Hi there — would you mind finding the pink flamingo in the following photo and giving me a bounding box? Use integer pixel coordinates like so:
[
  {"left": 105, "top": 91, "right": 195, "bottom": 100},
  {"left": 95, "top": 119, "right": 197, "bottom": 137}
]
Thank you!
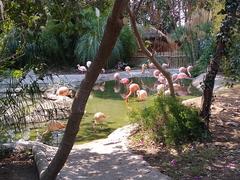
[
  {"left": 172, "top": 73, "right": 178, "bottom": 81},
  {"left": 176, "top": 72, "right": 190, "bottom": 81},
  {"left": 77, "top": 64, "right": 87, "bottom": 73},
  {"left": 43, "top": 120, "right": 66, "bottom": 136},
  {"left": 125, "top": 66, "right": 131, "bottom": 73},
  {"left": 93, "top": 112, "right": 107, "bottom": 130},
  {"left": 93, "top": 112, "right": 106, "bottom": 124},
  {"left": 157, "top": 75, "right": 167, "bottom": 84},
  {"left": 120, "top": 78, "right": 130, "bottom": 85},
  {"left": 156, "top": 84, "right": 166, "bottom": 94},
  {"left": 148, "top": 62, "right": 155, "bottom": 69},
  {"left": 56, "top": 86, "right": 71, "bottom": 97},
  {"left": 178, "top": 66, "right": 193, "bottom": 77},
  {"left": 178, "top": 66, "right": 187, "bottom": 73},
  {"left": 153, "top": 70, "right": 160, "bottom": 78},
  {"left": 101, "top": 68, "right": 105, "bottom": 74},
  {"left": 136, "top": 89, "right": 148, "bottom": 101},
  {"left": 141, "top": 63, "right": 147, "bottom": 74},
  {"left": 186, "top": 65, "right": 193, "bottom": 77},
  {"left": 114, "top": 72, "right": 120, "bottom": 81},
  {"left": 86, "top": 61, "right": 92, "bottom": 68},
  {"left": 162, "top": 63, "right": 169, "bottom": 69},
  {"left": 125, "top": 83, "right": 140, "bottom": 102}
]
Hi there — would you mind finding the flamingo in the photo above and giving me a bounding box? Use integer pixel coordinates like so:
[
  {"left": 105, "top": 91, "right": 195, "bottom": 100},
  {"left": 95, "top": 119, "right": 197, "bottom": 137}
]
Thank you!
[
  {"left": 56, "top": 86, "right": 72, "bottom": 97},
  {"left": 120, "top": 78, "right": 130, "bottom": 85},
  {"left": 176, "top": 72, "right": 190, "bottom": 80},
  {"left": 125, "top": 66, "right": 131, "bottom": 74},
  {"left": 173, "top": 83, "right": 182, "bottom": 91},
  {"left": 114, "top": 72, "right": 120, "bottom": 81},
  {"left": 93, "top": 82, "right": 105, "bottom": 91},
  {"left": 178, "top": 65, "right": 193, "bottom": 77},
  {"left": 136, "top": 89, "right": 148, "bottom": 101},
  {"left": 141, "top": 63, "right": 147, "bottom": 74},
  {"left": 148, "top": 62, "right": 155, "bottom": 69},
  {"left": 162, "top": 63, "right": 169, "bottom": 69},
  {"left": 186, "top": 65, "right": 193, "bottom": 77},
  {"left": 77, "top": 64, "right": 87, "bottom": 73},
  {"left": 101, "top": 68, "right": 105, "bottom": 74},
  {"left": 156, "top": 84, "right": 165, "bottom": 94},
  {"left": 125, "top": 83, "right": 140, "bottom": 102},
  {"left": 153, "top": 70, "right": 160, "bottom": 78},
  {"left": 93, "top": 112, "right": 107, "bottom": 130},
  {"left": 178, "top": 66, "right": 187, "bottom": 73},
  {"left": 164, "top": 89, "right": 171, "bottom": 96},
  {"left": 43, "top": 120, "right": 66, "bottom": 136},
  {"left": 86, "top": 61, "right": 92, "bottom": 68},
  {"left": 157, "top": 75, "right": 167, "bottom": 84},
  {"left": 93, "top": 112, "right": 106, "bottom": 124},
  {"left": 172, "top": 73, "right": 178, "bottom": 81}
]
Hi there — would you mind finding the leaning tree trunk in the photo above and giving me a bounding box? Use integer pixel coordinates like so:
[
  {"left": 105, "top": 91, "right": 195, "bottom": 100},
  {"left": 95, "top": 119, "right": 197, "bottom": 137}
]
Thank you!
[
  {"left": 128, "top": 7, "right": 175, "bottom": 97},
  {"left": 40, "top": 0, "right": 129, "bottom": 179},
  {"left": 200, "top": 0, "right": 239, "bottom": 127}
]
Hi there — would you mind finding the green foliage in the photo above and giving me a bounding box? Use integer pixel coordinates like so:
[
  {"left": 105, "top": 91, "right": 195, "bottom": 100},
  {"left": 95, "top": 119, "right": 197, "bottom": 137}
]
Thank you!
[
  {"left": 11, "top": 69, "right": 23, "bottom": 78},
  {"left": 155, "top": 0, "right": 176, "bottom": 32},
  {"left": 172, "top": 22, "right": 215, "bottom": 77},
  {"left": 222, "top": 13, "right": 240, "bottom": 81},
  {"left": 129, "top": 95, "right": 208, "bottom": 145},
  {"left": 119, "top": 25, "right": 138, "bottom": 60},
  {"left": 74, "top": 9, "right": 137, "bottom": 68}
]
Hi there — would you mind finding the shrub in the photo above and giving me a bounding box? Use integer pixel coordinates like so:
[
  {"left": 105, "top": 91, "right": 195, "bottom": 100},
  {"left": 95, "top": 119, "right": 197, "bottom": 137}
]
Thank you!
[{"left": 129, "top": 95, "right": 209, "bottom": 145}]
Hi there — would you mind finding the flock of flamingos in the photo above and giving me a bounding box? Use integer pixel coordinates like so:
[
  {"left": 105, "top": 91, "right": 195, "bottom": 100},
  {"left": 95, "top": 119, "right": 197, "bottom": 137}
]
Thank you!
[{"left": 44, "top": 61, "right": 193, "bottom": 134}]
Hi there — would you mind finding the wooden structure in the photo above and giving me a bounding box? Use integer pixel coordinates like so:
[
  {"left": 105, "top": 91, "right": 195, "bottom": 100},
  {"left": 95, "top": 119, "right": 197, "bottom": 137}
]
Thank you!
[
  {"left": 129, "top": 50, "right": 190, "bottom": 68},
  {"left": 129, "top": 26, "right": 191, "bottom": 68}
]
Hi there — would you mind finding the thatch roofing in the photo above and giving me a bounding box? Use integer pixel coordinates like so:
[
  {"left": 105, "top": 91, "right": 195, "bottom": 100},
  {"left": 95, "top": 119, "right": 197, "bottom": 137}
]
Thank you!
[{"left": 142, "top": 26, "right": 169, "bottom": 41}]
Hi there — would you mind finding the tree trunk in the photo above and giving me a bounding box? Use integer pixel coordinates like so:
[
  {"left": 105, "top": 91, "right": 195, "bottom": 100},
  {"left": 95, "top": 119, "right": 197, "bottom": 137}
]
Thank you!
[
  {"left": 40, "top": 0, "right": 129, "bottom": 179},
  {"left": 200, "top": 0, "right": 239, "bottom": 127},
  {"left": 128, "top": 7, "right": 175, "bottom": 97},
  {"left": 200, "top": 43, "right": 224, "bottom": 126}
]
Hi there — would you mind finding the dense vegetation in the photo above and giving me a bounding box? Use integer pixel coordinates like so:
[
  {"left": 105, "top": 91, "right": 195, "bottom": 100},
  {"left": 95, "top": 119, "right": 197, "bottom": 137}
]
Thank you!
[
  {"left": 130, "top": 95, "right": 209, "bottom": 146},
  {"left": 0, "top": 0, "right": 137, "bottom": 73}
]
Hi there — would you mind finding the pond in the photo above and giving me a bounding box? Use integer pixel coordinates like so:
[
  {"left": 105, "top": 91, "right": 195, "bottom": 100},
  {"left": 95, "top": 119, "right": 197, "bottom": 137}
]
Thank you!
[{"left": 2, "top": 77, "right": 201, "bottom": 146}]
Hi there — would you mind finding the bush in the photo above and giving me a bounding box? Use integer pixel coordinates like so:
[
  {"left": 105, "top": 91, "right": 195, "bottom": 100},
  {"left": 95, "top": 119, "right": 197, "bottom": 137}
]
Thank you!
[{"left": 129, "top": 95, "right": 209, "bottom": 145}]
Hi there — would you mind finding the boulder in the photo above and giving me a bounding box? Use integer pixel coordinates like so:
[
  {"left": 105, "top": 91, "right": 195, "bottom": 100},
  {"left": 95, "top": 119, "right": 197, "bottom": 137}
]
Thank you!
[
  {"left": 182, "top": 97, "right": 202, "bottom": 109},
  {"left": 192, "top": 73, "right": 228, "bottom": 92}
]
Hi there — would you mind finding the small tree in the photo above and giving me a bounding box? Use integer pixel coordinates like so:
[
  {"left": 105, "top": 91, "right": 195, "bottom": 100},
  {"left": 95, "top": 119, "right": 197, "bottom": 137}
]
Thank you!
[{"left": 200, "top": 0, "right": 239, "bottom": 126}]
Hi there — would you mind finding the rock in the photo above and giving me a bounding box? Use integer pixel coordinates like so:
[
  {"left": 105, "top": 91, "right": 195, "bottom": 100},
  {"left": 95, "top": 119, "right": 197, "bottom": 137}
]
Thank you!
[
  {"left": 192, "top": 73, "right": 228, "bottom": 92},
  {"left": 182, "top": 97, "right": 202, "bottom": 109}
]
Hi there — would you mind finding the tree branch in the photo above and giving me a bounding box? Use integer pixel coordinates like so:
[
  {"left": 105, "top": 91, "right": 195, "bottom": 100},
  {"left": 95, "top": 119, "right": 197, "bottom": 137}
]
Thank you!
[{"left": 127, "top": 6, "right": 175, "bottom": 97}]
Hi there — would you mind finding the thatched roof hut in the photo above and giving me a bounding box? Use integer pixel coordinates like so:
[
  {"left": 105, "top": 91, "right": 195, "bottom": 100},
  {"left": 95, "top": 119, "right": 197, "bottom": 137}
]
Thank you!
[{"left": 142, "top": 26, "right": 181, "bottom": 52}]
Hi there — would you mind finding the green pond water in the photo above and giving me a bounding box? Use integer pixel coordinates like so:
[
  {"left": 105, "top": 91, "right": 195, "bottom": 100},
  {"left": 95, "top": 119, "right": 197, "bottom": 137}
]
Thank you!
[{"left": 4, "top": 77, "right": 201, "bottom": 146}]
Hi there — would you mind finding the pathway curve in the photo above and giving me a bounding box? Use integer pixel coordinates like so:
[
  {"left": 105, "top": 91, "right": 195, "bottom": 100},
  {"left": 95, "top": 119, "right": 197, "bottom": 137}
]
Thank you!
[{"left": 33, "top": 124, "right": 170, "bottom": 180}]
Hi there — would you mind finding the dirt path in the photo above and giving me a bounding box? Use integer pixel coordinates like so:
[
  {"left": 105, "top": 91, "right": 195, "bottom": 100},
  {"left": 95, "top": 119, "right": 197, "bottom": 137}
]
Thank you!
[{"left": 129, "top": 85, "right": 240, "bottom": 179}]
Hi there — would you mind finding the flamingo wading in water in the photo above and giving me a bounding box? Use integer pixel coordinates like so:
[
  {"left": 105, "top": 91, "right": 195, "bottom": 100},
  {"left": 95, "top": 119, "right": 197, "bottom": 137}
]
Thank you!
[{"left": 125, "top": 83, "right": 140, "bottom": 102}]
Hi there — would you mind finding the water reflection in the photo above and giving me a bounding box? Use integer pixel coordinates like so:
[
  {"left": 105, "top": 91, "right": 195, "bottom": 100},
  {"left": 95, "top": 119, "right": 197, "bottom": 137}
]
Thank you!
[
  {"left": 92, "top": 77, "right": 200, "bottom": 99},
  {"left": 93, "top": 82, "right": 105, "bottom": 92}
]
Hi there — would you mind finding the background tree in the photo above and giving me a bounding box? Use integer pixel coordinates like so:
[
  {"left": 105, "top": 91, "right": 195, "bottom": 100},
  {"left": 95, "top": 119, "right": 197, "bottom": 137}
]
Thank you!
[
  {"left": 40, "top": 0, "right": 129, "bottom": 179},
  {"left": 200, "top": 0, "right": 239, "bottom": 126}
]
